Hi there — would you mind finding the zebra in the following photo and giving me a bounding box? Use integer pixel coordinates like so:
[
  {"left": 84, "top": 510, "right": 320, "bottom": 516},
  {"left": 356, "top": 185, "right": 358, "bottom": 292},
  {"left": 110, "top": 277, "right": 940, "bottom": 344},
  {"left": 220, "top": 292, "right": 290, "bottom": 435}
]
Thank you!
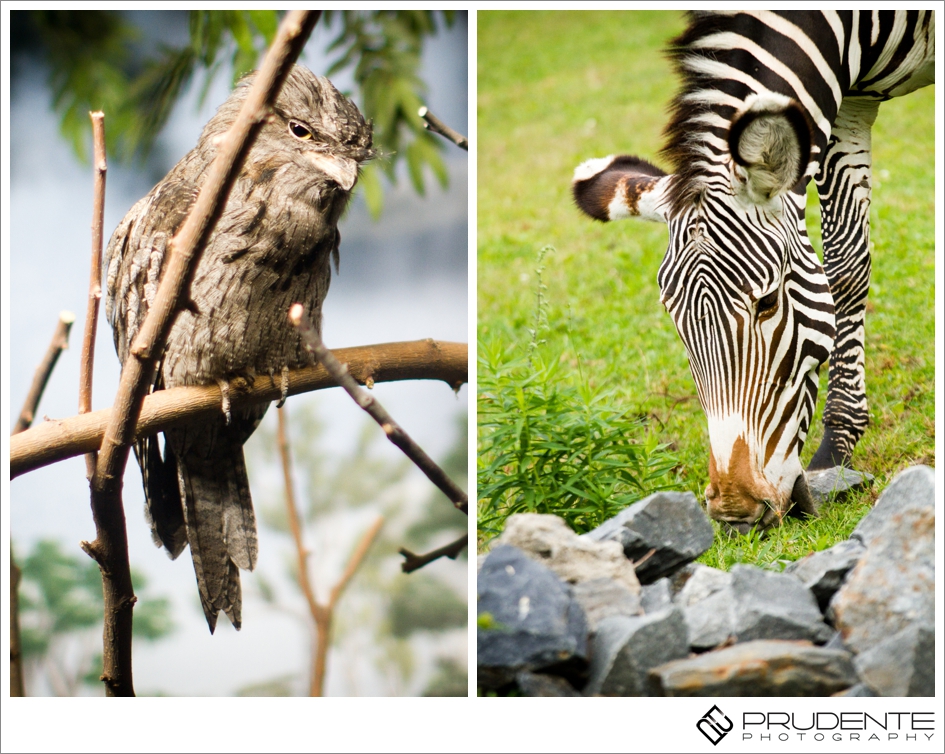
[{"left": 571, "top": 11, "right": 934, "bottom": 533}]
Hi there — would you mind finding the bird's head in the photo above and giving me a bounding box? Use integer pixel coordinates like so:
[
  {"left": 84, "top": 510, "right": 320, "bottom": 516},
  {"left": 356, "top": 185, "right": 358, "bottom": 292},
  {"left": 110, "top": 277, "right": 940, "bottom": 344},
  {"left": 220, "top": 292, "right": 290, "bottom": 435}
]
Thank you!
[{"left": 205, "top": 65, "right": 376, "bottom": 193}]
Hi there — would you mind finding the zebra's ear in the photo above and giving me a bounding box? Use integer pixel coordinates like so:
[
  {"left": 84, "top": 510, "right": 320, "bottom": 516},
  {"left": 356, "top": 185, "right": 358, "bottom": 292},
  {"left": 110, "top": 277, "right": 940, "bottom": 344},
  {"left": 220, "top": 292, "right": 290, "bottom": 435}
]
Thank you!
[
  {"left": 572, "top": 155, "right": 670, "bottom": 223},
  {"left": 728, "top": 93, "right": 813, "bottom": 205}
]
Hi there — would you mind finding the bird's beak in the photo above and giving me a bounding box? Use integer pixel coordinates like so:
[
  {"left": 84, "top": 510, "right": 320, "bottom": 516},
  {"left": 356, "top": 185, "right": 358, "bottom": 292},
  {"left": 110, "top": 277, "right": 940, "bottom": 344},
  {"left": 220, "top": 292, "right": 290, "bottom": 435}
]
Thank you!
[{"left": 306, "top": 152, "right": 359, "bottom": 191}]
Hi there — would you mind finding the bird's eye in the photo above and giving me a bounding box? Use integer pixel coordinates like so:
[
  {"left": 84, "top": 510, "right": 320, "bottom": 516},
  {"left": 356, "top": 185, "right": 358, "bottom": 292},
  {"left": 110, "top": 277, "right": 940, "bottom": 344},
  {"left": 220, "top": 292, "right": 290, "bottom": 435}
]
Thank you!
[
  {"left": 288, "top": 120, "right": 313, "bottom": 140},
  {"left": 757, "top": 290, "right": 779, "bottom": 315}
]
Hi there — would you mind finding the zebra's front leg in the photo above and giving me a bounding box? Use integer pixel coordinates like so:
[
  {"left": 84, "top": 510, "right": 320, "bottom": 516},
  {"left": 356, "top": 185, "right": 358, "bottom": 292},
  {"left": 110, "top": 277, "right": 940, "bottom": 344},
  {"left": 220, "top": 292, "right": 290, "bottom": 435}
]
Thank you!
[{"left": 808, "top": 99, "right": 880, "bottom": 471}]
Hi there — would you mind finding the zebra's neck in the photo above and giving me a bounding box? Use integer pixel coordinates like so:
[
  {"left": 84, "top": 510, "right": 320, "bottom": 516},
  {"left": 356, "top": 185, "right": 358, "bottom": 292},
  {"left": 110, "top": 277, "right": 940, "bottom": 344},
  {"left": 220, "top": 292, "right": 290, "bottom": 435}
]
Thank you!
[{"left": 659, "top": 10, "right": 934, "bottom": 216}]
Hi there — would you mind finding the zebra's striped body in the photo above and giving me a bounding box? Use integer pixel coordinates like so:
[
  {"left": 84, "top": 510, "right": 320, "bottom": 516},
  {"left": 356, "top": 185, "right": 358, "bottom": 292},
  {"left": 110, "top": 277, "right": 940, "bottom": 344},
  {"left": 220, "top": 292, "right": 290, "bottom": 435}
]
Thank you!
[{"left": 572, "top": 11, "right": 934, "bottom": 531}]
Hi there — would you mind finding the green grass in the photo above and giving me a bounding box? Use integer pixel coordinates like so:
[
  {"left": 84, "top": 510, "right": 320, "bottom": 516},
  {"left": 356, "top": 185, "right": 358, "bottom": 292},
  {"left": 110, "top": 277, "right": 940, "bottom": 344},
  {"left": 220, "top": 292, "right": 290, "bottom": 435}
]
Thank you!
[{"left": 477, "top": 11, "right": 935, "bottom": 566}]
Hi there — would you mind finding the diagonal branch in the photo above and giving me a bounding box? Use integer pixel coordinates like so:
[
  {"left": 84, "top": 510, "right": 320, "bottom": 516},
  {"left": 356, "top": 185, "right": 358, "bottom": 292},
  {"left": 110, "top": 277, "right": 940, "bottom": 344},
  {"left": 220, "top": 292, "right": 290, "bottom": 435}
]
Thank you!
[
  {"left": 290, "top": 305, "right": 468, "bottom": 517},
  {"left": 12, "top": 313, "right": 74, "bottom": 435},
  {"left": 418, "top": 106, "right": 468, "bottom": 151},
  {"left": 11, "top": 310, "right": 80, "bottom": 696},
  {"left": 83, "top": 10, "right": 323, "bottom": 698},
  {"left": 399, "top": 534, "right": 468, "bottom": 574},
  {"left": 10, "top": 311, "right": 78, "bottom": 696}
]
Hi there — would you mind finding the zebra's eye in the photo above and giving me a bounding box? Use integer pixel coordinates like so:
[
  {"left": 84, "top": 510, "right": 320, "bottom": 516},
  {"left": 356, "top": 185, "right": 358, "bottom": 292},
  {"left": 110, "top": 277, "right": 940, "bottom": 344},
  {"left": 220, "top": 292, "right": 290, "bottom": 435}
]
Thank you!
[
  {"left": 757, "top": 290, "right": 779, "bottom": 315},
  {"left": 288, "top": 120, "right": 313, "bottom": 140}
]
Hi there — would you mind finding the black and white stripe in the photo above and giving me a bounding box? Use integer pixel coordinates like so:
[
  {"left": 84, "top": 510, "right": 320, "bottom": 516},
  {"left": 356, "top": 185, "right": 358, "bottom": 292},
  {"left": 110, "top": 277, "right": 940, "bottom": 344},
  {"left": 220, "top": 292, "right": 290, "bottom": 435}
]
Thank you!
[{"left": 572, "top": 11, "right": 934, "bottom": 530}]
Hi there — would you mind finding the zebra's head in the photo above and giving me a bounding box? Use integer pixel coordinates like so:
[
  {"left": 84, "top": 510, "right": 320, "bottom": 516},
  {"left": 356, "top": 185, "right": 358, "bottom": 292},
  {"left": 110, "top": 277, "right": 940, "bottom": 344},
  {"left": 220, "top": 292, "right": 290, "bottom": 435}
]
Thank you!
[{"left": 573, "top": 94, "right": 836, "bottom": 532}]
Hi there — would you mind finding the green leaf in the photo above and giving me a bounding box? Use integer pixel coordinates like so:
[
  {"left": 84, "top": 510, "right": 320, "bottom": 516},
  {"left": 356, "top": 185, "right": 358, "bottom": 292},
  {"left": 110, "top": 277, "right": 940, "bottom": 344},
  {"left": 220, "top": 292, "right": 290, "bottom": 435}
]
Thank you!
[{"left": 358, "top": 162, "right": 384, "bottom": 219}]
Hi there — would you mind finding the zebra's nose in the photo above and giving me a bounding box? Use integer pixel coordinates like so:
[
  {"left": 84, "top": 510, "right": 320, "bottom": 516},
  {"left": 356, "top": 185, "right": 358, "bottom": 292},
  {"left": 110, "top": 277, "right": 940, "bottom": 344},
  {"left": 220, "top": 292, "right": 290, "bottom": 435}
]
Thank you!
[{"left": 705, "top": 481, "right": 769, "bottom": 531}]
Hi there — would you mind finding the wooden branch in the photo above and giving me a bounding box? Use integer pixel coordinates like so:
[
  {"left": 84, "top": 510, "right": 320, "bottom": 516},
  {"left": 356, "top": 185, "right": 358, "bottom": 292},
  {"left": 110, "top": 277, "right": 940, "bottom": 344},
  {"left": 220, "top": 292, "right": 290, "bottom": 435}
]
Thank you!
[
  {"left": 291, "top": 306, "right": 469, "bottom": 516},
  {"left": 83, "top": 10, "right": 322, "bottom": 698},
  {"left": 80, "top": 111, "right": 107, "bottom": 479},
  {"left": 399, "top": 534, "right": 468, "bottom": 574},
  {"left": 10, "top": 554, "right": 25, "bottom": 697},
  {"left": 312, "top": 516, "right": 384, "bottom": 697},
  {"left": 278, "top": 404, "right": 385, "bottom": 696},
  {"left": 11, "top": 339, "right": 466, "bottom": 479},
  {"left": 276, "top": 407, "right": 320, "bottom": 694},
  {"left": 12, "top": 312, "right": 74, "bottom": 435},
  {"left": 418, "top": 106, "right": 468, "bottom": 151},
  {"left": 12, "top": 311, "right": 79, "bottom": 696}
]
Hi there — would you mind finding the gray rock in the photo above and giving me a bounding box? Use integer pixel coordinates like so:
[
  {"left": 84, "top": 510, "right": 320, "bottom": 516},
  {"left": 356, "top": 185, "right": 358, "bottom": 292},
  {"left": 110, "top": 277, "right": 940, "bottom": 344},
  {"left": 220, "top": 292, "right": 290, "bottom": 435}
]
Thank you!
[
  {"left": 852, "top": 623, "right": 934, "bottom": 697},
  {"left": 677, "top": 564, "right": 731, "bottom": 604},
  {"left": 649, "top": 640, "right": 857, "bottom": 696},
  {"left": 477, "top": 545, "right": 588, "bottom": 689},
  {"left": 514, "top": 671, "right": 581, "bottom": 697},
  {"left": 830, "top": 506, "right": 934, "bottom": 654},
  {"left": 571, "top": 578, "right": 642, "bottom": 632},
  {"left": 784, "top": 539, "right": 865, "bottom": 612},
  {"left": 676, "top": 565, "right": 735, "bottom": 650},
  {"left": 497, "top": 513, "right": 641, "bottom": 594},
  {"left": 850, "top": 465, "right": 934, "bottom": 547},
  {"left": 583, "top": 608, "right": 689, "bottom": 696},
  {"left": 583, "top": 492, "right": 714, "bottom": 584},
  {"left": 731, "top": 564, "right": 834, "bottom": 644},
  {"left": 640, "top": 578, "right": 673, "bottom": 614},
  {"left": 807, "top": 467, "right": 874, "bottom": 505}
]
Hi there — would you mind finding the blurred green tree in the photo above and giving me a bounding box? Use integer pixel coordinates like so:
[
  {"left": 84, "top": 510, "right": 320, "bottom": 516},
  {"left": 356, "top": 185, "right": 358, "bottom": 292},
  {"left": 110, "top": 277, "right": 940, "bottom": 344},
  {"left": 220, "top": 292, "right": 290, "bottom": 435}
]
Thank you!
[
  {"left": 9, "top": 9, "right": 460, "bottom": 216},
  {"left": 16, "top": 539, "right": 173, "bottom": 696}
]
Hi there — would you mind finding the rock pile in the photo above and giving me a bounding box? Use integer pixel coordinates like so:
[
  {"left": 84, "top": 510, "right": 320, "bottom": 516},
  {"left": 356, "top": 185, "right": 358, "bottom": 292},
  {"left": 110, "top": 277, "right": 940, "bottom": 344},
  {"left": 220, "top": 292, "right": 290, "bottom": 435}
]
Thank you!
[{"left": 477, "top": 465, "right": 934, "bottom": 696}]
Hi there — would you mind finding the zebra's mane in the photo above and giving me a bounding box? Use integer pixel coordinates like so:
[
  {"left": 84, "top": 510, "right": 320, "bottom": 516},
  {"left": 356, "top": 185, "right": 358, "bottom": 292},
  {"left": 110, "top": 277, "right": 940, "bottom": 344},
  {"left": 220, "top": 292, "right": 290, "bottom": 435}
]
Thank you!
[{"left": 659, "top": 12, "right": 752, "bottom": 216}]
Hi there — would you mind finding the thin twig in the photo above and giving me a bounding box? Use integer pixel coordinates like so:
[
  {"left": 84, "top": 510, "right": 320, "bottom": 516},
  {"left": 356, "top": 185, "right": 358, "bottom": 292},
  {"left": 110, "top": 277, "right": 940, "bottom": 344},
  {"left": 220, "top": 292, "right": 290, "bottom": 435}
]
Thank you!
[
  {"left": 290, "top": 304, "right": 469, "bottom": 516},
  {"left": 12, "top": 312, "right": 74, "bottom": 435},
  {"left": 276, "top": 407, "right": 320, "bottom": 693},
  {"left": 12, "top": 340, "right": 467, "bottom": 479},
  {"left": 11, "top": 312, "right": 77, "bottom": 696},
  {"left": 313, "top": 516, "right": 384, "bottom": 697},
  {"left": 84, "top": 10, "right": 322, "bottom": 698},
  {"left": 277, "top": 405, "right": 384, "bottom": 696},
  {"left": 10, "top": 553, "right": 25, "bottom": 697},
  {"left": 399, "top": 534, "right": 468, "bottom": 574},
  {"left": 80, "top": 111, "right": 107, "bottom": 479},
  {"left": 418, "top": 106, "right": 468, "bottom": 150}
]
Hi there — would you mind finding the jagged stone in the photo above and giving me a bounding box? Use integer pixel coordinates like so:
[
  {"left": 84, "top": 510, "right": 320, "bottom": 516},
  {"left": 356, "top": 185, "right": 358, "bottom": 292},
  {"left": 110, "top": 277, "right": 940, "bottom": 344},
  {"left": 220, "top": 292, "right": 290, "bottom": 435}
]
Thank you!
[
  {"left": 807, "top": 467, "right": 874, "bottom": 505},
  {"left": 784, "top": 539, "right": 865, "bottom": 612},
  {"left": 496, "top": 513, "right": 640, "bottom": 594},
  {"left": 830, "top": 506, "right": 934, "bottom": 654},
  {"left": 676, "top": 565, "right": 735, "bottom": 650},
  {"left": 640, "top": 577, "right": 673, "bottom": 614},
  {"left": 852, "top": 623, "right": 934, "bottom": 697},
  {"left": 477, "top": 545, "right": 588, "bottom": 689},
  {"left": 583, "top": 608, "right": 689, "bottom": 696},
  {"left": 583, "top": 492, "right": 714, "bottom": 584},
  {"left": 571, "top": 578, "right": 642, "bottom": 632},
  {"left": 850, "top": 465, "right": 935, "bottom": 547},
  {"left": 514, "top": 671, "right": 581, "bottom": 697},
  {"left": 731, "top": 564, "right": 833, "bottom": 644},
  {"left": 649, "top": 640, "right": 856, "bottom": 696}
]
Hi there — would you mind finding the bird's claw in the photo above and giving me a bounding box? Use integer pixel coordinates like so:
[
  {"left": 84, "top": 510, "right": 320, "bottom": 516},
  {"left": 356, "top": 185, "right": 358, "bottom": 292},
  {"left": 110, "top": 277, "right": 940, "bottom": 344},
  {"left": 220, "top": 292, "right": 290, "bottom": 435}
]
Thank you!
[
  {"left": 276, "top": 365, "right": 290, "bottom": 408},
  {"left": 216, "top": 378, "right": 232, "bottom": 425}
]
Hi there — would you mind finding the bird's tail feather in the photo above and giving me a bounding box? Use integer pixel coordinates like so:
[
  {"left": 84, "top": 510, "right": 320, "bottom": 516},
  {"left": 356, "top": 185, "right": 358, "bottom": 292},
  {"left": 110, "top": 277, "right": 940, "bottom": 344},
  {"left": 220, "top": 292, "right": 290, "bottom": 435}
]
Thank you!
[
  {"left": 169, "top": 422, "right": 258, "bottom": 633},
  {"left": 138, "top": 435, "right": 187, "bottom": 558}
]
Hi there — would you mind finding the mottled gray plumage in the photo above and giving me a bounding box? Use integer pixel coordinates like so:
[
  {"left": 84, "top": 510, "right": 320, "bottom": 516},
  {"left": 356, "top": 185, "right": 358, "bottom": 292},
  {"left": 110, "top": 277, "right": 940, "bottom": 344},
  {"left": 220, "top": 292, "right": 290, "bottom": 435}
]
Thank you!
[{"left": 104, "top": 66, "right": 374, "bottom": 632}]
